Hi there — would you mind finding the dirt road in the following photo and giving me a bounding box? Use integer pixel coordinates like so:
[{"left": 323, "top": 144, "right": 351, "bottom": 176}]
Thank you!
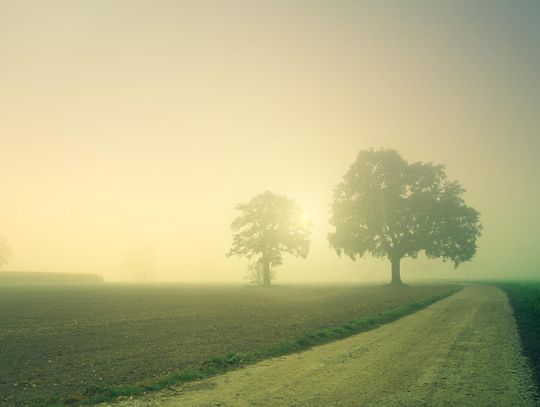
[{"left": 109, "top": 286, "right": 537, "bottom": 406}]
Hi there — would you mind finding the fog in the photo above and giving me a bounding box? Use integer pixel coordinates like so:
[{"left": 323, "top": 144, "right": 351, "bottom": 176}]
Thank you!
[{"left": 1, "top": 0, "right": 539, "bottom": 283}]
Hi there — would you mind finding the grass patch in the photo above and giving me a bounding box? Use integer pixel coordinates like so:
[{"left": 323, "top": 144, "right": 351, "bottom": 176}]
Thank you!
[
  {"left": 64, "top": 287, "right": 460, "bottom": 405},
  {"left": 497, "top": 282, "right": 540, "bottom": 392}
]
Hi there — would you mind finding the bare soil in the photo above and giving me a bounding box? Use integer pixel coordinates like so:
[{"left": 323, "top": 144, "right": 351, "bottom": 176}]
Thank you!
[{"left": 107, "top": 286, "right": 537, "bottom": 407}]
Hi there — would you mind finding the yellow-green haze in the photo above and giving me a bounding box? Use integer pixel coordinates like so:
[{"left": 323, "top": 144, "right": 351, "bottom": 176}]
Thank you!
[{"left": 1, "top": 0, "right": 539, "bottom": 282}]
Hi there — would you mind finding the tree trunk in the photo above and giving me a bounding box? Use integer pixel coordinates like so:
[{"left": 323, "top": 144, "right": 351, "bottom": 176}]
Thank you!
[
  {"left": 391, "top": 257, "right": 403, "bottom": 286},
  {"left": 262, "top": 255, "right": 271, "bottom": 287}
]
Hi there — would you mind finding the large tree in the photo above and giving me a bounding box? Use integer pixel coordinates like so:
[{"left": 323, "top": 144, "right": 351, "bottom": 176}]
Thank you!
[
  {"left": 328, "top": 149, "right": 482, "bottom": 285},
  {"left": 227, "top": 191, "right": 311, "bottom": 286}
]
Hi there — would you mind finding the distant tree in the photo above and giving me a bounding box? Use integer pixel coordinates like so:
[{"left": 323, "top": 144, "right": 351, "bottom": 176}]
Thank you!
[
  {"left": 227, "top": 191, "right": 311, "bottom": 286},
  {"left": 124, "top": 247, "right": 155, "bottom": 281},
  {"left": 328, "top": 149, "right": 482, "bottom": 285},
  {"left": 0, "top": 237, "right": 11, "bottom": 269}
]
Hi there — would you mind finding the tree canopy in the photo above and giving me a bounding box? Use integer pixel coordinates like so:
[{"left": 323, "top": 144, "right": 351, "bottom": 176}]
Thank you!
[
  {"left": 227, "top": 191, "right": 311, "bottom": 286},
  {"left": 328, "top": 149, "right": 482, "bottom": 285}
]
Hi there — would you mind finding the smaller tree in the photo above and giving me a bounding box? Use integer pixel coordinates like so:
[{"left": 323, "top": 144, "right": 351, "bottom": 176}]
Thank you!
[
  {"left": 0, "top": 237, "right": 11, "bottom": 269},
  {"left": 227, "top": 191, "right": 311, "bottom": 286}
]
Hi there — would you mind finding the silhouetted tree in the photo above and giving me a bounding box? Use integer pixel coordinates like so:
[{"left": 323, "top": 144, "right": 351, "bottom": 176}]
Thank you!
[
  {"left": 0, "top": 237, "right": 11, "bottom": 269},
  {"left": 329, "top": 149, "right": 482, "bottom": 285},
  {"left": 227, "top": 191, "right": 311, "bottom": 286}
]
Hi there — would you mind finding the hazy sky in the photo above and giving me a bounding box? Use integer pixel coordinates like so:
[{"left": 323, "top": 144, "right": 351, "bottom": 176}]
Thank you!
[{"left": 1, "top": 0, "right": 539, "bottom": 282}]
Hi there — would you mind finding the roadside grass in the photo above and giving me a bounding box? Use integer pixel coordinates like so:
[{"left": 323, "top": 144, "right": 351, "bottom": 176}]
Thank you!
[
  {"left": 498, "top": 282, "right": 540, "bottom": 392},
  {"left": 0, "top": 284, "right": 460, "bottom": 406},
  {"left": 62, "top": 287, "right": 458, "bottom": 405}
]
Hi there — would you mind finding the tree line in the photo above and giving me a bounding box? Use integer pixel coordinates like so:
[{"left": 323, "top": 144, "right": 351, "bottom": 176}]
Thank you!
[
  {"left": 0, "top": 149, "right": 483, "bottom": 286},
  {"left": 227, "top": 149, "right": 482, "bottom": 286}
]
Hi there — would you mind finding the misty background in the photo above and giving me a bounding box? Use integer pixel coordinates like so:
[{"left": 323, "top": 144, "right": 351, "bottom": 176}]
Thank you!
[{"left": 1, "top": 0, "right": 538, "bottom": 283}]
